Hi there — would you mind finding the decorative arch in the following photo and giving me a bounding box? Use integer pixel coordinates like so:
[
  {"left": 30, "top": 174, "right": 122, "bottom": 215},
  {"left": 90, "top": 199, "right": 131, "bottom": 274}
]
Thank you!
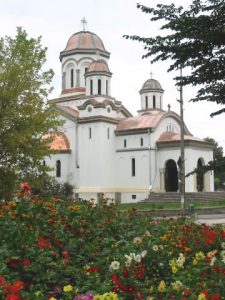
[
  {"left": 197, "top": 158, "right": 205, "bottom": 192},
  {"left": 165, "top": 159, "right": 178, "bottom": 192}
]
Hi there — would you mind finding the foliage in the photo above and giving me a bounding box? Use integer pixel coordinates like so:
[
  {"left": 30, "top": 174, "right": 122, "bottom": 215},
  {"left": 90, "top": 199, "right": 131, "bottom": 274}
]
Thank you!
[
  {"left": 124, "top": 0, "right": 225, "bottom": 116},
  {"left": 0, "top": 185, "right": 225, "bottom": 299},
  {"left": 0, "top": 27, "right": 61, "bottom": 197}
]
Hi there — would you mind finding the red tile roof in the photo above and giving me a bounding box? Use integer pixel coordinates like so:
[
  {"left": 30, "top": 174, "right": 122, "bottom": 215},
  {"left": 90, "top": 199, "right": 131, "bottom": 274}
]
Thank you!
[
  {"left": 44, "top": 132, "right": 70, "bottom": 151},
  {"left": 157, "top": 131, "right": 204, "bottom": 143}
]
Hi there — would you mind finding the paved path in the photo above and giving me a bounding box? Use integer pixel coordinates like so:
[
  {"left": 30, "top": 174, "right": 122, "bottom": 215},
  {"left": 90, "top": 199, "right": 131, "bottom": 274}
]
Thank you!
[{"left": 195, "top": 214, "right": 225, "bottom": 225}]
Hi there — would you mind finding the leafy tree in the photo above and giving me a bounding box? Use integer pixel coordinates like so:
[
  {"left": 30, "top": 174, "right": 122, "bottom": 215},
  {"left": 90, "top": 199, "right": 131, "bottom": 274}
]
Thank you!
[
  {"left": 0, "top": 27, "right": 61, "bottom": 197},
  {"left": 124, "top": 0, "right": 225, "bottom": 116}
]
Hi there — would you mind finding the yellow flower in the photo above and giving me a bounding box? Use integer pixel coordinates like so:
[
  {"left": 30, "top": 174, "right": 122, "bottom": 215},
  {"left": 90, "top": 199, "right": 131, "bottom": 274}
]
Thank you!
[
  {"left": 171, "top": 280, "right": 183, "bottom": 291},
  {"left": 207, "top": 250, "right": 217, "bottom": 257},
  {"left": 195, "top": 251, "right": 205, "bottom": 260},
  {"left": 198, "top": 293, "right": 207, "bottom": 300},
  {"left": 103, "top": 292, "right": 119, "bottom": 300},
  {"left": 193, "top": 258, "right": 198, "bottom": 265},
  {"left": 49, "top": 298, "right": 57, "bottom": 300},
  {"left": 158, "top": 280, "right": 166, "bottom": 292},
  {"left": 147, "top": 297, "right": 154, "bottom": 300},
  {"left": 149, "top": 286, "right": 154, "bottom": 293},
  {"left": 35, "top": 291, "right": 43, "bottom": 297},
  {"left": 94, "top": 295, "right": 103, "bottom": 300},
  {"left": 63, "top": 284, "right": 73, "bottom": 292}
]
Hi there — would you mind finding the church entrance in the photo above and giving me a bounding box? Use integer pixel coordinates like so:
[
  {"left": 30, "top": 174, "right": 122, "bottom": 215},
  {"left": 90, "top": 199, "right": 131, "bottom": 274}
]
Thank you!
[
  {"left": 197, "top": 158, "right": 204, "bottom": 191},
  {"left": 165, "top": 159, "right": 178, "bottom": 192}
]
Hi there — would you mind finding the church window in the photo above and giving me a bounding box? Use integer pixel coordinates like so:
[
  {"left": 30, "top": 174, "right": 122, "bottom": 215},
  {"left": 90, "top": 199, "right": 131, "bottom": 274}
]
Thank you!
[
  {"left": 140, "top": 137, "right": 144, "bottom": 146},
  {"left": 106, "top": 80, "right": 108, "bottom": 95},
  {"left": 87, "top": 106, "right": 92, "bottom": 112},
  {"left": 131, "top": 158, "right": 136, "bottom": 176},
  {"left": 56, "top": 160, "right": 61, "bottom": 178},
  {"left": 145, "top": 96, "right": 148, "bottom": 109},
  {"left": 98, "top": 79, "right": 101, "bottom": 95},
  {"left": 107, "top": 107, "right": 111, "bottom": 113},
  {"left": 107, "top": 128, "right": 110, "bottom": 139},
  {"left": 153, "top": 95, "right": 156, "bottom": 108},
  {"left": 43, "top": 160, "right": 46, "bottom": 166},
  {"left": 70, "top": 69, "right": 74, "bottom": 88},
  {"left": 89, "top": 127, "right": 92, "bottom": 139},
  {"left": 124, "top": 139, "right": 127, "bottom": 148},
  {"left": 132, "top": 194, "right": 136, "bottom": 199},
  {"left": 90, "top": 80, "right": 93, "bottom": 95}
]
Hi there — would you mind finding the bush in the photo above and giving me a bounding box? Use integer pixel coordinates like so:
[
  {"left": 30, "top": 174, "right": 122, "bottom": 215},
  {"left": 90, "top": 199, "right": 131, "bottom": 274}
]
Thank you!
[{"left": 0, "top": 185, "right": 225, "bottom": 299}]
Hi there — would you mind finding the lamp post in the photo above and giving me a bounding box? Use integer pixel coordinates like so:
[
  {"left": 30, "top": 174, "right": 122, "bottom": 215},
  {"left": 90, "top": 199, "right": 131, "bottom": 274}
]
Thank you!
[{"left": 179, "top": 67, "right": 185, "bottom": 214}]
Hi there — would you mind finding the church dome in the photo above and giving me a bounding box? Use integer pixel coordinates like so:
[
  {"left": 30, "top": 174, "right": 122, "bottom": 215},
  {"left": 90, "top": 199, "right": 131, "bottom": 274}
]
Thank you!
[
  {"left": 86, "top": 60, "right": 111, "bottom": 74},
  {"left": 140, "top": 78, "right": 164, "bottom": 94},
  {"left": 63, "top": 31, "right": 107, "bottom": 52}
]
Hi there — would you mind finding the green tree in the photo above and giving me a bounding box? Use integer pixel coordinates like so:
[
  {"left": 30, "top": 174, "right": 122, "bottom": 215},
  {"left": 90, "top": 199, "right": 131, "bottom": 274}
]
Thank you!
[
  {"left": 204, "top": 137, "right": 225, "bottom": 190},
  {"left": 0, "top": 27, "right": 61, "bottom": 197},
  {"left": 124, "top": 0, "right": 225, "bottom": 116}
]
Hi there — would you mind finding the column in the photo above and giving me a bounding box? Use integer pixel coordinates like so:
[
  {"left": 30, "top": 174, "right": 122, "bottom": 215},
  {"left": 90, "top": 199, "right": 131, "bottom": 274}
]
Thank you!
[{"left": 159, "top": 168, "right": 165, "bottom": 192}]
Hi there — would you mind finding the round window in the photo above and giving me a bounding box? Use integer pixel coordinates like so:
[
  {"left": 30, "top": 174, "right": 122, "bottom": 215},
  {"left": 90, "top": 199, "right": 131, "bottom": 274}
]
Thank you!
[{"left": 88, "top": 106, "right": 92, "bottom": 112}]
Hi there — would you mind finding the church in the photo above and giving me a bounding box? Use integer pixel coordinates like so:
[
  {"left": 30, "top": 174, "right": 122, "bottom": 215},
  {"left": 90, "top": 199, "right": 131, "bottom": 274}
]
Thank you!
[{"left": 45, "top": 26, "right": 214, "bottom": 203}]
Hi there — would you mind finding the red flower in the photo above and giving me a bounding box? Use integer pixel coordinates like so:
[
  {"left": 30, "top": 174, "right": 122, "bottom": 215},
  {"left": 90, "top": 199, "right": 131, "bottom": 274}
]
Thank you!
[
  {"left": 6, "top": 295, "right": 21, "bottom": 300},
  {"left": 211, "top": 294, "right": 220, "bottom": 300},
  {"left": 0, "top": 276, "right": 6, "bottom": 286},
  {"left": 62, "top": 250, "right": 70, "bottom": 258},
  {"left": 38, "top": 237, "right": 52, "bottom": 249},
  {"left": 20, "top": 182, "right": 31, "bottom": 193},
  {"left": 12, "top": 281, "right": 24, "bottom": 293},
  {"left": 183, "top": 288, "right": 192, "bottom": 296},
  {"left": 122, "top": 268, "right": 129, "bottom": 278},
  {"left": 85, "top": 266, "right": 100, "bottom": 273},
  {"left": 127, "top": 285, "right": 135, "bottom": 293},
  {"left": 136, "top": 291, "right": 144, "bottom": 300},
  {"left": 7, "top": 258, "right": 20, "bottom": 269},
  {"left": 221, "top": 230, "right": 225, "bottom": 238},
  {"left": 23, "top": 258, "right": 30, "bottom": 267},
  {"left": 111, "top": 274, "right": 120, "bottom": 285},
  {"left": 119, "top": 284, "right": 126, "bottom": 292}
]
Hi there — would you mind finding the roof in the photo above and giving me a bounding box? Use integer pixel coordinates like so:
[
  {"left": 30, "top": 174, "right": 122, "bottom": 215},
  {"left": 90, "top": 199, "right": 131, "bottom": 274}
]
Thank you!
[
  {"left": 63, "top": 31, "right": 107, "bottom": 52},
  {"left": 116, "top": 112, "right": 166, "bottom": 132},
  {"left": 157, "top": 132, "right": 204, "bottom": 143},
  {"left": 44, "top": 132, "right": 70, "bottom": 152},
  {"left": 56, "top": 105, "right": 79, "bottom": 118},
  {"left": 86, "top": 59, "right": 111, "bottom": 73},
  {"left": 140, "top": 78, "right": 164, "bottom": 94}
]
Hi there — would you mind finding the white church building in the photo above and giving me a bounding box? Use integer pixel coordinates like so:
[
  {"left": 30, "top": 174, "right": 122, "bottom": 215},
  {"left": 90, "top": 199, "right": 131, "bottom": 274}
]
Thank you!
[{"left": 46, "top": 28, "right": 214, "bottom": 203}]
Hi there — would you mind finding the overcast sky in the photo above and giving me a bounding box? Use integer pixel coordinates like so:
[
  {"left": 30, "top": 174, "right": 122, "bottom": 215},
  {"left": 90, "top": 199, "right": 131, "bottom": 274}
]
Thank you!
[{"left": 1, "top": 0, "right": 225, "bottom": 150}]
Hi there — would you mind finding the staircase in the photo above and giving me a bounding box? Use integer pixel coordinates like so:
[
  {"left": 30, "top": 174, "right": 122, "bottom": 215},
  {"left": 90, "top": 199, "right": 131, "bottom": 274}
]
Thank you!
[{"left": 141, "top": 192, "right": 225, "bottom": 205}]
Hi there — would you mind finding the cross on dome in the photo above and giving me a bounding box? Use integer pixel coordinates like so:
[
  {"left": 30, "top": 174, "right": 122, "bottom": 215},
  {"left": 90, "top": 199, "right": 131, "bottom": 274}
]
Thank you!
[
  {"left": 81, "top": 17, "right": 87, "bottom": 31},
  {"left": 150, "top": 71, "right": 154, "bottom": 79}
]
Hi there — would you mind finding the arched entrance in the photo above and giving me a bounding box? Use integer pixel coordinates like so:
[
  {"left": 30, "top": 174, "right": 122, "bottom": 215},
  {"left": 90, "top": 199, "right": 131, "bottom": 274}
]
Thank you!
[
  {"left": 165, "top": 159, "right": 178, "bottom": 192},
  {"left": 197, "top": 158, "right": 204, "bottom": 191}
]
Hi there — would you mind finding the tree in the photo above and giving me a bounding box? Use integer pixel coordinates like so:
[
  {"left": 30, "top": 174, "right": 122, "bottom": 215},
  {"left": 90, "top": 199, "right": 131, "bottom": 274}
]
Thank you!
[
  {"left": 0, "top": 27, "right": 61, "bottom": 197},
  {"left": 124, "top": 0, "right": 225, "bottom": 116}
]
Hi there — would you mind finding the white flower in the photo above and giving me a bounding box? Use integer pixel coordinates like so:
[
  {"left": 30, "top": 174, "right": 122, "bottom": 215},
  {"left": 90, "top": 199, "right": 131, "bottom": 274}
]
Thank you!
[
  {"left": 176, "top": 253, "right": 185, "bottom": 268},
  {"left": 152, "top": 245, "right": 159, "bottom": 251},
  {"left": 134, "top": 254, "right": 141, "bottom": 263},
  {"left": 141, "top": 250, "right": 147, "bottom": 258},
  {"left": 221, "top": 242, "right": 225, "bottom": 249},
  {"left": 109, "top": 260, "right": 120, "bottom": 271},
  {"left": 171, "top": 280, "right": 183, "bottom": 291},
  {"left": 133, "top": 236, "right": 142, "bottom": 245},
  {"left": 210, "top": 256, "right": 217, "bottom": 266}
]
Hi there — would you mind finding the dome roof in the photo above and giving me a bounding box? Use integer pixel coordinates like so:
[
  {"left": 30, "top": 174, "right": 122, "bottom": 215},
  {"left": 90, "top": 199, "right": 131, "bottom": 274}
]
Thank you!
[
  {"left": 44, "top": 132, "right": 70, "bottom": 152},
  {"left": 63, "top": 31, "right": 107, "bottom": 52},
  {"left": 86, "top": 59, "right": 111, "bottom": 74},
  {"left": 140, "top": 79, "right": 164, "bottom": 93}
]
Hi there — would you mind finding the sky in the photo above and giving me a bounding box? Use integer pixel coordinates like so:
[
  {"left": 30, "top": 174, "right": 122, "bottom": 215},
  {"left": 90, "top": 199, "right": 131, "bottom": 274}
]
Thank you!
[{"left": 1, "top": 0, "right": 225, "bottom": 150}]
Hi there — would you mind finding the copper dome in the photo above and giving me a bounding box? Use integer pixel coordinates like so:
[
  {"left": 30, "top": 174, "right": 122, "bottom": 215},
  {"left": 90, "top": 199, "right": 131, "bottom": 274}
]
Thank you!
[
  {"left": 86, "top": 60, "right": 111, "bottom": 74},
  {"left": 63, "top": 31, "right": 107, "bottom": 52}
]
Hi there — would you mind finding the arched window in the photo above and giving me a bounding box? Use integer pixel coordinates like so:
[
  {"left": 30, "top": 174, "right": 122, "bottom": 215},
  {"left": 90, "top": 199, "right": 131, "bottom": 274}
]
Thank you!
[
  {"left": 89, "top": 127, "right": 92, "bottom": 139},
  {"left": 145, "top": 96, "right": 148, "bottom": 109},
  {"left": 90, "top": 80, "right": 93, "bottom": 95},
  {"left": 43, "top": 160, "right": 46, "bottom": 166},
  {"left": 132, "top": 158, "right": 136, "bottom": 177},
  {"left": 153, "top": 95, "right": 156, "bottom": 108},
  {"left": 56, "top": 160, "right": 61, "bottom": 178},
  {"left": 98, "top": 79, "right": 101, "bottom": 95},
  {"left": 70, "top": 69, "right": 74, "bottom": 88},
  {"left": 140, "top": 137, "right": 144, "bottom": 146},
  {"left": 106, "top": 80, "right": 108, "bottom": 95},
  {"left": 124, "top": 139, "right": 127, "bottom": 148},
  {"left": 107, "top": 128, "right": 110, "bottom": 139}
]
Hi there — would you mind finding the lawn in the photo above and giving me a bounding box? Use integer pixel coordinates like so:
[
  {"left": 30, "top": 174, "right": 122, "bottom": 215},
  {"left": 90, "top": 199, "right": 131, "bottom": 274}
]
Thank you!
[{"left": 0, "top": 184, "right": 224, "bottom": 300}]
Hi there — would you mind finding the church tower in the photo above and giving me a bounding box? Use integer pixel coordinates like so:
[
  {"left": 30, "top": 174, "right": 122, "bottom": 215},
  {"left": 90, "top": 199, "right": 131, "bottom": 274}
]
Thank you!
[{"left": 139, "top": 78, "right": 164, "bottom": 112}]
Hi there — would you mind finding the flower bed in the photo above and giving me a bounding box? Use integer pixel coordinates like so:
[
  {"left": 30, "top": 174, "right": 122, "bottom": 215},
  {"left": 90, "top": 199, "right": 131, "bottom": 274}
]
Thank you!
[{"left": 0, "top": 185, "right": 224, "bottom": 299}]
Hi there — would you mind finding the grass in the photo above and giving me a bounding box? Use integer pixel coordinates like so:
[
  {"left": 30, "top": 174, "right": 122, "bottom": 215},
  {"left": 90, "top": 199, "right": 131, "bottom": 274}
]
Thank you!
[{"left": 115, "top": 199, "right": 225, "bottom": 211}]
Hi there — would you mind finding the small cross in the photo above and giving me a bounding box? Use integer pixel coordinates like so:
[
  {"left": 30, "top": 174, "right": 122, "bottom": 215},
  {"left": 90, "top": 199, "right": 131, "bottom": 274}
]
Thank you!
[
  {"left": 81, "top": 17, "right": 87, "bottom": 31},
  {"left": 168, "top": 104, "right": 171, "bottom": 111},
  {"left": 150, "top": 71, "right": 154, "bottom": 79}
]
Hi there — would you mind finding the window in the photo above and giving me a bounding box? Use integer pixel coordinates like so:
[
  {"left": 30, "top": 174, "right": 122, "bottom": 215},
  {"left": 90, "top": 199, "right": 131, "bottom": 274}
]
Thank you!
[
  {"left": 106, "top": 80, "right": 108, "bottom": 95},
  {"left": 124, "top": 139, "right": 127, "bottom": 148},
  {"left": 98, "top": 79, "right": 101, "bottom": 95},
  {"left": 132, "top": 194, "right": 136, "bottom": 200},
  {"left": 153, "top": 95, "right": 156, "bottom": 108},
  {"left": 89, "top": 127, "right": 92, "bottom": 139},
  {"left": 70, "top": 69, "right": 74, "bottom": 87},
  {"left": 131, "top": 158, "right": 136, "bottom": 177},
  {"left": 107, "top": 128, "right": 110, "bottom": 139},
  {"left": 43, "top": 160, "right": 46, "bottom": 166},
  {"left": 145, "top": 96, "right": 148, "bottom": 109},
  {"left": 56, "top": 160, "right": 61, "bottom": 178},
  {"left": 90, "top": 80, "right": 93, "bottom": 95},
  {"left": 140, "top": 137, "right": 144, "bottom": 146}
]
